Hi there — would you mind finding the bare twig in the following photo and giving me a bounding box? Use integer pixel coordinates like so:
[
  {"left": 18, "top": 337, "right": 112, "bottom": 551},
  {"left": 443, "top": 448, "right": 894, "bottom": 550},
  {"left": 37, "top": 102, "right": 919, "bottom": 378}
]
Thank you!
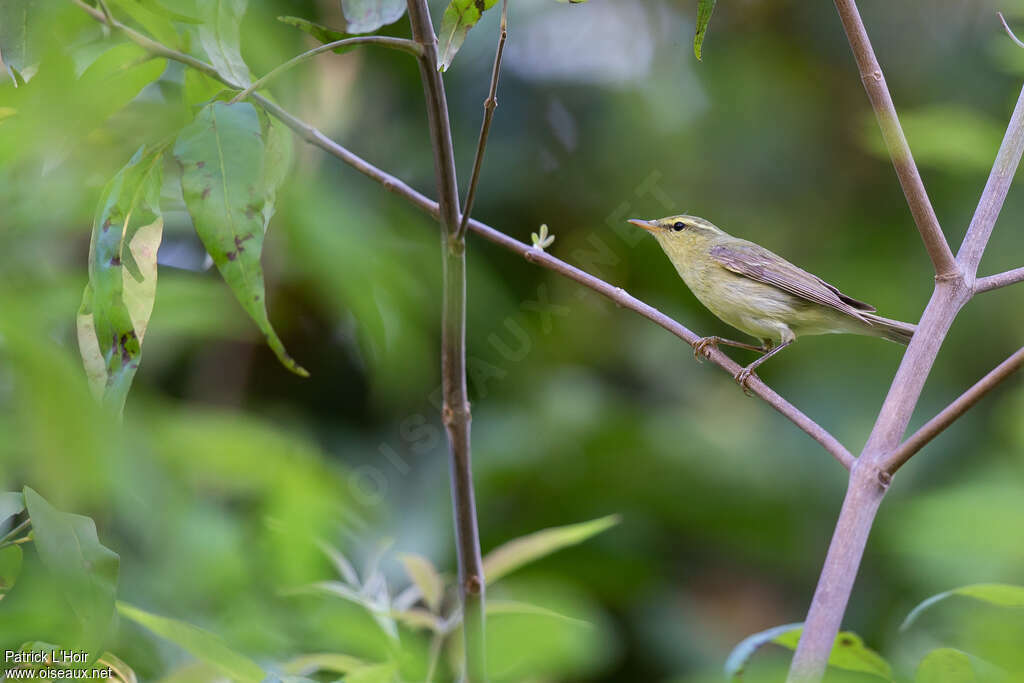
[
  {"left": 999, "top": 12, "right": 1024, "bottom": 49},
  {"left": 455, "top": 0, "right": 509, "bottom": 241},
  {"left": 404, "top": 1, "right": 486, "bottom": 680},
  {"left": 73, "top": 0, "right": 856, "bottom": 473},
  {"left": 975, "top": 266, "right": 1024, "bottom": 293},
  {"left": 884, "top": 346, "right": 1024, "bottom": 473},
  {"left": 833, "top": 0, "right": 958, "bottom": 277},
  {"left": 957, "top": 81, "right": 1024, "bottom": 274},
  {"left": 229, "top": 37, "right": 423, "bottom": 104}
]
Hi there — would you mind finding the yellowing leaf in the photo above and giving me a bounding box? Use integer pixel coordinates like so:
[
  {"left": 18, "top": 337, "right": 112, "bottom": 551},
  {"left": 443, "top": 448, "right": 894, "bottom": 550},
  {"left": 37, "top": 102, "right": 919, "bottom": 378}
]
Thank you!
[
  {"left": 400, "top": 553, "right": 443, "bottom": 612},
  {"left": 483, "top": 514, "right": 619, "bottom": 585}
]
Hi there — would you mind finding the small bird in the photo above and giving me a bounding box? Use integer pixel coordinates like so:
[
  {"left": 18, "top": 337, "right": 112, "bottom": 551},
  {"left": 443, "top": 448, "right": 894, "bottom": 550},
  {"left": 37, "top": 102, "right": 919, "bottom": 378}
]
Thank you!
[{"left": 628, "top": 215, "right": 915, "bottom": 389}]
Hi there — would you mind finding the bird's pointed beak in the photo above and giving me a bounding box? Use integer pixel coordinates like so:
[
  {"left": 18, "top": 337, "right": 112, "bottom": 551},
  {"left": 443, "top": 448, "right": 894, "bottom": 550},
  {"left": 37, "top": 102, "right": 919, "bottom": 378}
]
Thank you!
[{"left": 628, "top": 219, "right": 658, "bottom": 233}]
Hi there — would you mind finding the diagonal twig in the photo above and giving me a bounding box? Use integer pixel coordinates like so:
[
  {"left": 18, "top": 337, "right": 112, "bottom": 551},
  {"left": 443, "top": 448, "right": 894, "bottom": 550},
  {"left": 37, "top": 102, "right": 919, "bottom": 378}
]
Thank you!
[
  {"left": 834, "top": 0, "right": 958, "bottom": 277},
  {"left": 229, "top": 36, "right": 423, "bottom": 104},
  {"left": 455, "top": 0, "right": 509, "bottom": 241},
  {"left": 883, "top": 346, "right": 1024, "bottom": 474},
  {"left": 72, "top": 0, "right": 857, "bottom": 474}
]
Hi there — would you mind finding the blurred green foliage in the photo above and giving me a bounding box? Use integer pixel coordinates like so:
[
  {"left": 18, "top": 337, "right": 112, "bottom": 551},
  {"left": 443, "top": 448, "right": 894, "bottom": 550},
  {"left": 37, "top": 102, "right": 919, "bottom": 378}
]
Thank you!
[{"left": 2, "top": 0, "right": 1024, "bottom": 681}]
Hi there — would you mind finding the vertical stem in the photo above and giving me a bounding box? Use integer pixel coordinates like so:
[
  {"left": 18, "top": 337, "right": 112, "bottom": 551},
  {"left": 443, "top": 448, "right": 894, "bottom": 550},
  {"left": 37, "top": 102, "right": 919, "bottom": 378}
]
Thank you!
[{"left": 405, "top": 1, "right": 486, "bottom": 679}]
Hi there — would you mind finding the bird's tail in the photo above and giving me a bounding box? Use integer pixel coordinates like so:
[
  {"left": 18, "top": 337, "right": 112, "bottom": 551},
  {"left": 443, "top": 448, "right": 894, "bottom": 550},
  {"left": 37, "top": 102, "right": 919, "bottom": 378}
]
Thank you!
[{"left": 862, "top": 313, "right": 915, "bottom": 345}]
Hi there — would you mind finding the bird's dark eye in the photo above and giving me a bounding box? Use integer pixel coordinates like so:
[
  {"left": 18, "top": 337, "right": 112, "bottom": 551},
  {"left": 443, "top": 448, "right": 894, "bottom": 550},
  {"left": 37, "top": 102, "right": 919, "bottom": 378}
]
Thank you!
[{"left": 672, "top": 222, "right": 685, "bottom": 232}]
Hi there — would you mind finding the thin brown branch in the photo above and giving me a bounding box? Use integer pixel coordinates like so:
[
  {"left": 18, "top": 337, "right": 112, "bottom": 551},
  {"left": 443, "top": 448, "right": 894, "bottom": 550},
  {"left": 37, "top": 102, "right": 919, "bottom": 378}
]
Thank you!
[
  {"left": 833, "top": 0, "right": 958, "bottom": 278},
  {"left": 229, "top": 36, "right": 422, "bottom": 104},
  {"left": 73, "top": 0, "right": 855, "bottom": 473},
  {"left": 883, "top": 346, "right": 1024, "bottom": 474},
  {"left": 956, "top": 80, "right": 1024, "bottom": 274},
  {"left": 999, "top": 12, "right": 1024, "bottom": 49},
  {"left": 455, "top": 0, "right": 508, "bottom": 241},
  {"left": 974, "top": 266, "right": 1024, "bottom": 293},
  {"left": 405, "top": 1, "right": 485, "bottom": 680}
]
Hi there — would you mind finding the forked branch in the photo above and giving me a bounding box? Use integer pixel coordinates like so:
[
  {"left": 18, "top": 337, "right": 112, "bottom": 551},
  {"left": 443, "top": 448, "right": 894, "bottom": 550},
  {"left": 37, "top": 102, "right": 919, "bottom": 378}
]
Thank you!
[{"left": 884, "top": 346, "right": 1024, "bottom": 474}]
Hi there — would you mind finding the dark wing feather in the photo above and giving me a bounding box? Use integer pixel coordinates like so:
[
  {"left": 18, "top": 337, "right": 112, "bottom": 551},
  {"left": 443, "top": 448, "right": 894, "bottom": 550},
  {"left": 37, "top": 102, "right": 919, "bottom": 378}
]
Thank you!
[{"left": 709, "top": 242, "right": 875, "bottom": 320}]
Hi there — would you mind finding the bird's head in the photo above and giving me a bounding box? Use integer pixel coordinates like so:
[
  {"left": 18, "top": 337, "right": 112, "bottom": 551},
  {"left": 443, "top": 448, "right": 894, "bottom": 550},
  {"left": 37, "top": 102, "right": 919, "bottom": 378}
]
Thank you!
[{"left": 628, "top": 215, "right": 726, "bottom": 253}]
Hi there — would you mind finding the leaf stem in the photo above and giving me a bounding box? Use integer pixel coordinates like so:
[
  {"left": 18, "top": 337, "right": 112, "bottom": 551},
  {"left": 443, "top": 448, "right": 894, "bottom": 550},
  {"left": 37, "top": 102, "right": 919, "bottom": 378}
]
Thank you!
[{"left": 229, "top": 36, "right": 423, "bottom": 104}]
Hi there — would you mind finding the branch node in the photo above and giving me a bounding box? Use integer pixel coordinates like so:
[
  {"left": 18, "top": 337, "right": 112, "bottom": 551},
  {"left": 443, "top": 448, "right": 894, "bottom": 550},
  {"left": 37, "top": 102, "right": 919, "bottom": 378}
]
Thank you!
[
  {"left": 877, "top": 469, "right": 892, "bottom": 489},
  {"left": 465, "top": 574, "right": 483, "bottom": 595}
]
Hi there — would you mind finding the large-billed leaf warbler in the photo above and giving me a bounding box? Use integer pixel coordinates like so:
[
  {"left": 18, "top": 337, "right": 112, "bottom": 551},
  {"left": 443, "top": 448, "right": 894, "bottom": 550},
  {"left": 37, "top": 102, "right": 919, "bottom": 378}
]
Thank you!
[{"left": 629, "top": 215, "right": 915, "bottom": 389}]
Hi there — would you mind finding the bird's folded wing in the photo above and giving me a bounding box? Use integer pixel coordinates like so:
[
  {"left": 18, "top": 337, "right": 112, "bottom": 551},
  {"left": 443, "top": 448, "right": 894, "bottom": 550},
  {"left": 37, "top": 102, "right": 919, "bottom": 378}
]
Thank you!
[{"left": 709, "top": 242, "right": 875, "bottom": 320}]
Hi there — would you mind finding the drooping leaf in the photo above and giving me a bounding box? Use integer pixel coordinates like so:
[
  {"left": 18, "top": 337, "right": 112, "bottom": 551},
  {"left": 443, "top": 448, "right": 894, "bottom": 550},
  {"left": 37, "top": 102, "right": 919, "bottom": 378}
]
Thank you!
[
  {"left": 23, "top": 487, "right": 120, "bottom": 655},
  {"left": 901, "top": 583, "right": 1024, "bottom": 631},
  {"left": 341, "top": 0, "right": 407, "bottom": 35},
  {"left": 400, "top": 553, "right": 443, "bottom": 613},
  {"left": 726, "top": 624, "right": 892, "bottom": 681},
  {"left": 915, "top": 649, "right": 977, "bottom": 683},
  {"left": 77, "top": 144, "right": 165, "bottom": 412},
  {"left": 0, "top": 0, "right": 32, "bottom": 85},
  {"left": 437, "top": 0, "right": 498, "bottom": 71},
  {"left": 482, "top": 514, "right": 619, "bottom": 585},
  {"left": 174, "top": 101, "right": 307, "bottom": 376},
  {"left": 117, "top": 602, "right": 265, "bottom": 682},
  {"left": 197, "top": 0, "right": 251, "bottom": 87},
  {"left": 0, "top": 491, "right": 25, "bottom": 525},
  {"left": 694, "top": 0, "right": 717, "bottom": 60},
  {"left": 0, "top": 545, "right": 23, "bottom": 594}
]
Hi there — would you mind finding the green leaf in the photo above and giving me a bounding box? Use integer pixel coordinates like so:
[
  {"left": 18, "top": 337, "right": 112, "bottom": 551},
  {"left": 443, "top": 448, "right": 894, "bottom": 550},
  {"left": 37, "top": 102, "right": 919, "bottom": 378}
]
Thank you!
[
  {"left": 23, "top": 487, "right": 120, "bottom": 655},
  {"left": 694, "top": 0, "right": 717, "bottom": 60},
  {"left": 482, "top": 514, "right": 619, "bottom": 585},
  {"left": 0, "top": 0, "right": 32, "bottom": 84},
  {"left": 77, "top": 144, "right": 165, "bottom": 412},
  {"left": 117, "top": 602, "right": 265, "bottom": 682},
  {"left": 109, "top": 0, "right": 181, "bottom": 48},
  {"left": 724, "top": 623, "right": 802, "bottom": 679},
  {"left": 437, "top": 0, "right": 499, "bottom": 71},
  {"left": 0, "top": 545, "right": 23, "bottom": 594},
  {"left": 916, "top": 649, "right": 977, "bottom": 683},
  {"left": 341, "top": 0, "right": 407, "bottom": 35},
  {"left": 282, "top": 653, "right": 370, "bottom": 677},
  {"left": 0, "top": 491, "right": 25, "bottom": 525},
  {"left": 726, "top": 624, "right": 892, "bottom": 681},
  {"left": 901, "top": 583, "right": 1024, "bottom": 631},
  {"left": 486, "top": 599, "right": 591, "bottom": 628},
  {"left": 97, "top": 652, "right": 139, "bottom": 683},
  {"left": 174, "top": 101, "right": 307, "bottom": 376},
  {"left": 400, "top": 553, "right": 443, "bottom": 613},
  {"left": 197, "top": 0, "right": 251, "bottom": 87},
  {"left": 76, "top": 43, "right": 168, "bottom": 129},
  {"left": 344, "top": 662, "right": 398, "bottom": 683}
]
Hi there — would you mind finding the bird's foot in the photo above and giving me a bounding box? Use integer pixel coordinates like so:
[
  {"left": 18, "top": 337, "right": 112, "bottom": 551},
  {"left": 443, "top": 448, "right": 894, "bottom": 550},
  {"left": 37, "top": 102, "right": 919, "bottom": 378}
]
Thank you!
[
  {"left": 734, "top": 366, "right": 757, "bottom": 397},
  {"left": 693, "top": 336, "right": 719, "bottom": 362}
]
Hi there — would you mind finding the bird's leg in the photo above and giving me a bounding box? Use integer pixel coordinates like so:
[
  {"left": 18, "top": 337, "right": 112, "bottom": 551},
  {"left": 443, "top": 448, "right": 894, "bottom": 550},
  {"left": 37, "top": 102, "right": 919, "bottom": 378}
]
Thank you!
[
  {"left": 735, "top": 339, "right": 793, "bottom": 394},
  {"left": 692, "top": 336, "right": 768, "bottom": 362}
]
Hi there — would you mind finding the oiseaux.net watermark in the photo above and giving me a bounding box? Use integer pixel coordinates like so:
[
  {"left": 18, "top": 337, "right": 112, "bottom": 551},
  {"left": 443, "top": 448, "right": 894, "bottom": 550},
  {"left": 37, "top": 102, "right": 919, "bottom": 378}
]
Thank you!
[{"left": 3, "top": 649, "right": 113, "bottom": 679}]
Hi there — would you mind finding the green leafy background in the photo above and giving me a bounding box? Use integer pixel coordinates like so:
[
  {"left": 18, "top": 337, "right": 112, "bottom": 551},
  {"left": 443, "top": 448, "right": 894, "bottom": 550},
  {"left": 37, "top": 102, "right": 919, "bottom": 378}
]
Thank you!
[{"left": 2, "top": 0, "right": 1024, "bottom": 680}]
